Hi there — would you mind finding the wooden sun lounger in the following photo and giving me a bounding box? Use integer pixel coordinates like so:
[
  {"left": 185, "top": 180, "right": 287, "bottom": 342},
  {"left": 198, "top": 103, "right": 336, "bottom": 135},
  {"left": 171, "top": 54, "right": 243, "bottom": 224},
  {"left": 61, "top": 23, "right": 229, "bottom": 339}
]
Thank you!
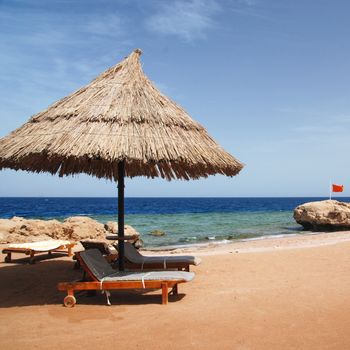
[
  {"left": 79, "top": 240, "right": 201, "bottom": 271},
  {"left": 122, "top": 242, "right": 201, "bottom": 271},
  {"left": 2, "top": 240, "right": 75, "bottom": 264},
  {"left": 58, "top": 249, "right": 195, "bottom": 307}
]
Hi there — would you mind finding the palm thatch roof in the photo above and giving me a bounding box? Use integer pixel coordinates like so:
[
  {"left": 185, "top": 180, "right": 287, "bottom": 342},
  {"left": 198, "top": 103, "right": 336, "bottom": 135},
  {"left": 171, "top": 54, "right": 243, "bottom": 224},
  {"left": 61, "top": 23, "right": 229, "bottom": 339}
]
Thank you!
[{"left": 0, "top": 49, "right": 243, "bottom": 181}]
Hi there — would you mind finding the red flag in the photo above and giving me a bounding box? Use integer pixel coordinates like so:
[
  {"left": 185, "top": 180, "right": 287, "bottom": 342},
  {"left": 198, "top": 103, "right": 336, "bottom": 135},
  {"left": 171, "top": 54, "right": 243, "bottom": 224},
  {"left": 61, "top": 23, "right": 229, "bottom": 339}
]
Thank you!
[{"left": 332, "top": 184, "right": 344, "bottom": 192}]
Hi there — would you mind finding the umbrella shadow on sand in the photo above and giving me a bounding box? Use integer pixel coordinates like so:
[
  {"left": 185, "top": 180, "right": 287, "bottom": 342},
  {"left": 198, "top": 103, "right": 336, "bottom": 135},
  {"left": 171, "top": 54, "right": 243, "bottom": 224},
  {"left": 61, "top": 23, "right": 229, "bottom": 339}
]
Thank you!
[{"left": 0, "top": 257, "right": 185, "bottom": 308}]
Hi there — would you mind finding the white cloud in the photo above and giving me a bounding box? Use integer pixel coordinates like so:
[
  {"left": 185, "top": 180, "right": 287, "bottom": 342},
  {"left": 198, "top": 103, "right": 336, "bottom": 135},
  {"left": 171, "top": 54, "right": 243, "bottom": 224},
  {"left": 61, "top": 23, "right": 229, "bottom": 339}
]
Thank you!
[
  {"left": 0, "top": 3, "right": 134, "bottom": 135},
  {"left": 0, "top": 6, "right": 132, "bottom": 91},
  {"left": 294, "top": 115, "right": 350, "bottom": 136},
  {"left": 145, "top": 0, "right": 220, "bottom": 42},
  {"left": 273, "top": 107, "right": 325, "bottom": 116},
  {"left": 273, "top": 108, "right": 350, "bottom": 140}
]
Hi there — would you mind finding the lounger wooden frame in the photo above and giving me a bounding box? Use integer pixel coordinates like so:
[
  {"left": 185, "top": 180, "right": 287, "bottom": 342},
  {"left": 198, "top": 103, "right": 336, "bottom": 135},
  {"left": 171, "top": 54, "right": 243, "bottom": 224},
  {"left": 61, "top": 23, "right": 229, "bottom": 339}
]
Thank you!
[
  {"left": 2, "top": 243, "right": 75, "bottom": 264},
  {"left": 57, "top": 251, "right": 186, "bottom": 307}
]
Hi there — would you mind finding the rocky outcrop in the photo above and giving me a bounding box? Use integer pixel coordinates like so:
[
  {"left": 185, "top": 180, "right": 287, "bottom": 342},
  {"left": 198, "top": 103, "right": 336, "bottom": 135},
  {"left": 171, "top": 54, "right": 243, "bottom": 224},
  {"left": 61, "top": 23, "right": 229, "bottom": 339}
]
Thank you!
[
  {"left": 0, "top": 216, "right": 71, "bottom": 244},
  {"left": 294, "top": 200, "right": 350, "bottom": 231},
  {"left": 0, "top": 216, "right": 142, "bottom": 245}
]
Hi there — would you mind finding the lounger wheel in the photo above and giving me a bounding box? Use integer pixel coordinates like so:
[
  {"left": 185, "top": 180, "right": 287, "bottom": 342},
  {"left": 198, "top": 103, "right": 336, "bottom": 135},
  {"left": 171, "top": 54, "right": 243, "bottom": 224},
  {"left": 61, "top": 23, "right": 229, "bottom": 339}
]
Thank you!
[
  {"left": 63, "top": 295, "right": 76, "bottom": 308},
  {"left": 4, "top": 255, "right": 11, "bottom": 263}
]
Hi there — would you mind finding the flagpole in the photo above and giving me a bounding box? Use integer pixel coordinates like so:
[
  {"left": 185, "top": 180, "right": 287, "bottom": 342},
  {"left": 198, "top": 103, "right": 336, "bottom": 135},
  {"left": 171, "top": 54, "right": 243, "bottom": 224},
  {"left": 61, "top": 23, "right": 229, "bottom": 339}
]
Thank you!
[{"left": 329, "top": 180, "right": 332, "bottom": 200}]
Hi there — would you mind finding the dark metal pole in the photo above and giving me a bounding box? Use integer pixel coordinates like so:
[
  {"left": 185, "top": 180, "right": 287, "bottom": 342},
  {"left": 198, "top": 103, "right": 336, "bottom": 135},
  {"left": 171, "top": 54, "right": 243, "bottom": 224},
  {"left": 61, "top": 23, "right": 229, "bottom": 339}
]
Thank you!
[{"left": 117, "top": 160, "right": 125, "bottom": 271}]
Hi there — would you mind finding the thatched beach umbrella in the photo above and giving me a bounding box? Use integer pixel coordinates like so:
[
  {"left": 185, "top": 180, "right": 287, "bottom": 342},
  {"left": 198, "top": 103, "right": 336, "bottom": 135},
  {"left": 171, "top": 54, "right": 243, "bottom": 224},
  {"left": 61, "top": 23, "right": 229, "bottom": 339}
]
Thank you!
[{"left": 0, "top": 49, "right": 244, "bottom": 270}]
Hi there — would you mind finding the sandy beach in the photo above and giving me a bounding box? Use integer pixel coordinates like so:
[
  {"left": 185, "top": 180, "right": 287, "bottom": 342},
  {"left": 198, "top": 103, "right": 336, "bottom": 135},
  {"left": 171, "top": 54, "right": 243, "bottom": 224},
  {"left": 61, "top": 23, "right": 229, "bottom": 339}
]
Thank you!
[
  {"left": 1, "top": 231, "right": 350, "bottom": 350},
  {"left": 2, "top": 1, "right": 350, "bottom": 349}
]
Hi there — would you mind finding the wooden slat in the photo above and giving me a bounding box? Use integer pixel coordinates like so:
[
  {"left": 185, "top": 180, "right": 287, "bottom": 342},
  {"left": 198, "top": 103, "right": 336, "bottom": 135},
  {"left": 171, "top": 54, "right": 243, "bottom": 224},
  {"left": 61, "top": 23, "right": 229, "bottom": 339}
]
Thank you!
[{"left": 57, "top": 280, "right": 183, "bottom": 291}]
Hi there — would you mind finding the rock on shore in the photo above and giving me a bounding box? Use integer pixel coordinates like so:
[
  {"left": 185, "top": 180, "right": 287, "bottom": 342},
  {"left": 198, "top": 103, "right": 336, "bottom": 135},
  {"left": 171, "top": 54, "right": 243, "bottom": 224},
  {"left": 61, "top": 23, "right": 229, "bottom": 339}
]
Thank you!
[
  {"left": 294, "top": 200, "right": 350, "bottom": 231},
  {"left": 0, "top": 216, "right": 141, "bottom": 244}
]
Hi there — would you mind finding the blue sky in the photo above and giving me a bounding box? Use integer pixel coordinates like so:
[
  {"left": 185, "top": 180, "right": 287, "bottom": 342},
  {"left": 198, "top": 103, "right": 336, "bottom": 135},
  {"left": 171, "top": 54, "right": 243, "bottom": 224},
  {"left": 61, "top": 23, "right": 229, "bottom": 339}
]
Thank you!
[{"left": 0, "top": 0, "right": 349, "bottom": 197}]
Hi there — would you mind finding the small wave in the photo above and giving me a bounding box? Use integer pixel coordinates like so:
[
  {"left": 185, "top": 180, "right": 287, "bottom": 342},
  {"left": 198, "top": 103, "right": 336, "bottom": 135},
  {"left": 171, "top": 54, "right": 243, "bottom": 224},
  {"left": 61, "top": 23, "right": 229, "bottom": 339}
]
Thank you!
[{"left": 241, "top": 233, "right": 298, "bottom": 242}]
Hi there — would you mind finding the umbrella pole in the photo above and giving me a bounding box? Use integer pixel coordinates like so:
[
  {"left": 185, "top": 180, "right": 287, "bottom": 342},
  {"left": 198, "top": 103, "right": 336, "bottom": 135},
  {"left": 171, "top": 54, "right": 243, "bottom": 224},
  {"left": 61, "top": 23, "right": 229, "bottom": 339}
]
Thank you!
[{"left": 118, "top": 160, "right": 125, "bottom": 271}]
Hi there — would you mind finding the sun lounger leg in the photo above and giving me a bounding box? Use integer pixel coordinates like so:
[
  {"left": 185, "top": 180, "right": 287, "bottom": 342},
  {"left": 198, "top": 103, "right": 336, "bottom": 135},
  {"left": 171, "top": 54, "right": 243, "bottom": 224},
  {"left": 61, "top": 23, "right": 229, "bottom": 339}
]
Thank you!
[
  {"left": 4, "top": 252, "right": 11, "bottom": 263},
  {"left": 73, "top": 260, "right": 80, "bottom": 269},
  {"left": 161, "top": 282, "right": 168, "bottom": 305},
  {"left": 67, "top": 245, "right": 73, "bottom": 257},
  {"left": 171, "top": 284, "right": 178, "bottom": 296},
  {"left": 29, "top": 251, "right": 35, "bottom": 264}
]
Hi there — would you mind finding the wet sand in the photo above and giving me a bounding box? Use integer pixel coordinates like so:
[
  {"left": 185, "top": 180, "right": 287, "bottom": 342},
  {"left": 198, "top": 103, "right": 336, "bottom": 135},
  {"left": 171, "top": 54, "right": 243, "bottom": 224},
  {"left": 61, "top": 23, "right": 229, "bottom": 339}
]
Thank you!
[{"left": 1, "top": 231, "right": 350, "bottom": 349}]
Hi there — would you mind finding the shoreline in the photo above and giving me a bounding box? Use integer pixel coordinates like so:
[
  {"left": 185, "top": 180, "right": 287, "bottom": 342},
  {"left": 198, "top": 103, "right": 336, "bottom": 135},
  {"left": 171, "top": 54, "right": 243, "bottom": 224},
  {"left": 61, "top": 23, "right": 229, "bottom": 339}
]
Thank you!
[{"left": 143, "top": 230, "right": 350, "bottom": 256}]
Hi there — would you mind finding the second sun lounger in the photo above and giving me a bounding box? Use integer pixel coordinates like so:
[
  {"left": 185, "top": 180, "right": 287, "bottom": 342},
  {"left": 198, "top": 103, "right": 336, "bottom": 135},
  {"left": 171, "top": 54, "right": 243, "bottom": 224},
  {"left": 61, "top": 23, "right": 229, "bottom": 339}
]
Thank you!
[
  {"left": 122, "top": 242, "right": 201, "bottom": 271},
  {"left": 58, "top": 249, "right": 195, "bottom": 307},
  {"left": 2, "top": 240, "right": 75, "bottom": 264}
]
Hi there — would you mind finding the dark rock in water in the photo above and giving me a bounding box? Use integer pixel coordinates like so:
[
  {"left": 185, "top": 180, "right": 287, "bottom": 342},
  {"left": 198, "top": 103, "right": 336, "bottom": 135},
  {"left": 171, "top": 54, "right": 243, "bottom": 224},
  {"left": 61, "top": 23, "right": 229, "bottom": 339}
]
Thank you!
[
  {"left": 294, "top": 200, "right": 350, "bottom": 231},
  {"left": 149, "top": 229, "right": 166, "bottom": 237}
]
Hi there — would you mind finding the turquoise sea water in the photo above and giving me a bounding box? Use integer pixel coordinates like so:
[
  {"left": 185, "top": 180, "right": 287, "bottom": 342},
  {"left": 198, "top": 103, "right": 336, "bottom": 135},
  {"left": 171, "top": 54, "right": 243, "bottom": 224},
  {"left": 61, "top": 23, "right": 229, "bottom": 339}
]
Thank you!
[
  {"left": 91, "top": 211, "right": 297, "bottom": 247},
  {"left": 2, "top": 197, "right": 346, "bottom": 248}
]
